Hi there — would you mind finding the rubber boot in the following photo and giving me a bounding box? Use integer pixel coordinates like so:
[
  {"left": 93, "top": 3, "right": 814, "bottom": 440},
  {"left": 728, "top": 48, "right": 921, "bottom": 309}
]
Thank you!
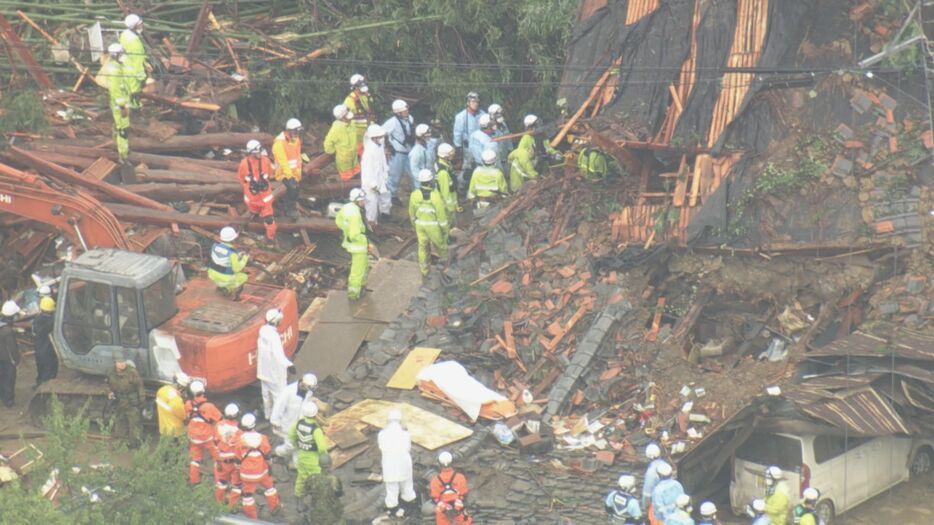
[{"left": 265, "top": 220, "right": 277, "bottom": 241}]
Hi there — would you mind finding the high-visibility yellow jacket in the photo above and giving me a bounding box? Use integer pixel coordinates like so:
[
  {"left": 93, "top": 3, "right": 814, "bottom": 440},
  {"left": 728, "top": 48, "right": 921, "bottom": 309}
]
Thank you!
[
  {"left": 335, "top": 202, "right": 368, "bottom": 253},
  {"left": 272, "top": 132, "right": 303, "bottom": 181},
  {"left": 155, "top": 384, "right": 187, "bottom": 436}
]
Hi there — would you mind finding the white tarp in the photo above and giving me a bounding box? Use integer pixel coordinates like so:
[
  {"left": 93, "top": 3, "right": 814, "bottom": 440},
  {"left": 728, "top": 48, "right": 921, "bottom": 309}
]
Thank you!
[{"left": 415, "top": 361, "right": 507, "bottom": 421}]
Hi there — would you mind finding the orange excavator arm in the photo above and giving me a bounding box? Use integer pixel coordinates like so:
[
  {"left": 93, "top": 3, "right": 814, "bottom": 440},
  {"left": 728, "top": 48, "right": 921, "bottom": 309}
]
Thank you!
[{"left": 0, "top": 162, "right": 129, "bottom": 250}]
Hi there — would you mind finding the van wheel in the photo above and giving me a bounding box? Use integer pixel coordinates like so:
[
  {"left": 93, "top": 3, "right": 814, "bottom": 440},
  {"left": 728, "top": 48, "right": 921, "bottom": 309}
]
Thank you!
[
  {"left": 816, "top": 500, "right": 835, "bottom": 525},
  {"left": 911, "top": 447, "right": 933, "bottom": 479}
]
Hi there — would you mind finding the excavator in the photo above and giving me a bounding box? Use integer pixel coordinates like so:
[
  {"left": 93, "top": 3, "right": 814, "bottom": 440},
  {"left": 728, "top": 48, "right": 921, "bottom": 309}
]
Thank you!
[{"left": 0, "top": 162, "right": 299, "bottom": 419}]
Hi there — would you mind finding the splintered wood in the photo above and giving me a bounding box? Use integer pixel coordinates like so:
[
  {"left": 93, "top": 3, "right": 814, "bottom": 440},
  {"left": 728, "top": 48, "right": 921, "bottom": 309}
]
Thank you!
[
  {"left": 625, "top": 0, "right": 660, "bottom": 25},
  {"left": 655, "top": 0, "right": 702, "bottom": 144}
]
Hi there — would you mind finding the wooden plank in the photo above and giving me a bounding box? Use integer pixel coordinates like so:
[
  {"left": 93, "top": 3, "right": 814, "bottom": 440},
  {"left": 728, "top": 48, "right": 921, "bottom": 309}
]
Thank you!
[
  {"left": 79, "top": 157, "right": 117, "bottom": 181},
  {"left": 551, "top": 58, "right": 621, "bottom": 149},
  {"left": 689, "top": 154, "right": 707, "bottom": 207},
  {"left": 327, "top": 425, "right": 369, "bottom": 450},
  {"left": 328, "top": 400, "right": 471, "bottom": 451},
  {"left": 645, "top": 297, "right": 666, "bottom": 342},
  {"left": 386, "top": 347, "right": 442, "bottom": 390},
  {"left": 298, "top": 297, "right": 326, "bottom": 333},
  {"left": 672, "top": 154, "right": 688, "bottom": 207}
]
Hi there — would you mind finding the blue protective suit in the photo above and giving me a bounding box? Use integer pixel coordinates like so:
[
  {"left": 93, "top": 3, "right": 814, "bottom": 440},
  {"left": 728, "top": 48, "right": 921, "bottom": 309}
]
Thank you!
[
  {"left": 452, "top": 108, "right": 486, "bottom": 150},
  {"left": 667, "top": 509, "right": 696, "bottom": 525},
  {"left": 382, "top": 114, "right": 414, "bottom": 196},
  {"left": 642, "top": 459, "right": 667, "bottom": 508},
  {"left": 651, "top": 478, "right": 685, "bottom": 522},
  {"left": 409, "top": 142, "right": 431, "bottom": 188},
  {"left": 468, "top": 129, "right": 494, "bottom": 167},
  {"left": 605, "top": 489, "right": 642, "bottom": 523}
]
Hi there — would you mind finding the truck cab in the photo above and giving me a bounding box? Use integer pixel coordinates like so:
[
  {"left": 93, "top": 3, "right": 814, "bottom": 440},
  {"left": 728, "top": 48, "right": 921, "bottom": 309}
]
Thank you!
[{"left": 52, "top": 249, "right": 298, "bottom": 392}]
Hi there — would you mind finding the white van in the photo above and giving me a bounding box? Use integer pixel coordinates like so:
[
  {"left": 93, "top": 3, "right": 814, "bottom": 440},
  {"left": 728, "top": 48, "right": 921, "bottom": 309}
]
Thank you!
[{"left": 729, "top": 432, "right": 933, "bottom": 523}]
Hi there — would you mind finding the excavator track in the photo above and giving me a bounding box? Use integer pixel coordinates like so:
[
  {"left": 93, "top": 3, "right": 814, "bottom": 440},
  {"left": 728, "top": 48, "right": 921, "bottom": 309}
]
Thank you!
[{"left": 28, "top": 372, "right": 158, "bottom": 430}]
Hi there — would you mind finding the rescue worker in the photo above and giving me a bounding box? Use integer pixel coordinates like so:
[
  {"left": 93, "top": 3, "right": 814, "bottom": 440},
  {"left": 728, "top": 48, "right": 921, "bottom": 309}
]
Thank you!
[
  {"left": 0, "top": 301, "right": 21, "bottom": 408},
  {"left": 344, "top": 74, "right": 375, "bottom": 145},
  {"left": 360, "top": 124, "right": 392, "bottom": 226},
  {"left": 667, "top": 494, "right": 696, "bottom": 525},
  {"left": 256, "top": 307, "right": 292, "bottom": 419},
  {"left": 642, "top": 443, "right": 665, "bottom": 509},
  {"left": 185, "top": 379, "right": 221, "bottom": 485},
  {"left": 302, "top": 455, "right": 344, "bottom": 524},
  {"left": 288, "top": 402, "right": 329, "bottom": 498},
  {"left": 335, "top": 189, "right": 374, "bottom": 300},
  {"left": 435, "top": 143, "right": 461, "bottom": 217},
  {"left": 507, "top": 128, "right": 538, "bottom": 192},
  {"left": 100, "top": 43, "right": 131, "bottom": 162},
  {"left": 650, "top": 461, "right": 684, "bottom": 524},
  {"left": 793, "top": 487, "right": 822, "bottom": 525},
  {"left": 214, "top": 403, "right": 243, "bottom": 507},
  {"left": 155, "top": 371, "right": 190, "bottom": 437},
  {"left": 430, "top": 450, "right": 472, "bottom": 525},
  {"left": 699, "top": 501, "right": 721, "bottom": 525},
  {"left": 270, "top": 373, "right": 318, "bottom": 467},
  {"left": 522, "top": 114, "right": 562, "bottom": 166},
  {"left": 208, "top": 226, "right": 249, "bottom": 299},
  {"left": 452, "top": 92, "right": 486, "bottom": 189},
  {"left": 605, "top": 473, "right": 642, "bottom": 524},
  {"left": 119, "top": 14, "right": 150, "bottom": 107},
  {"left": 324, "top": 104, "right": 361, "bottom": 181},
  {"left": 409, "top": 169, "right": 449, "bottom": 276},
  {"left": 382, "top": 100, "right": 415, "bottom": 198},
  {"left": 748, "top": 498, "right": 770, "bottom": 525},
  {"left": 106, "top": 349, "right": 145, "bottom": 448},
  {"left": 378, "top": 409, "right": 416, "bottom": 518},
  {"left": 764, "top": 466, "right": 791, "bottom": 525},
  {"left": 238, "top": 140, "right": 277, "bottom": 241},
  {"left": 488, "top": 103, "right": 513, "bottom": 154},
  {"left": 408, "top": 124, "right": 433, "bottom": 189},
  {"left": 467, "top": 149, "right": 508, "bottom": 210},
  {"left": 32, "top": 296, "right": 57, "bottom": 386},
  {"left": 468, "top": 114, "right": 496, "bottom": 169},
  {"left": 238, "top": 414, "right": 280, "bottom": 518},
  {"left": 272, "top": 118, "right": 305, "bottom": 218}
]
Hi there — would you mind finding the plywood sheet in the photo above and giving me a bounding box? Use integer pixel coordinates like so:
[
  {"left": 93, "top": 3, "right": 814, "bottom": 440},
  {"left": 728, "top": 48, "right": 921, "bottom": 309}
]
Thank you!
[
  {"left": 298, "top": 296, "right": 326, "bottom": 333},
  {"left": 353, "top": 259, "right": 423, "bottom": 323},
  {"left": 386, "top": 347, "right": 442, "bottom": 390},
  {"left": 327, "top": 400, "right": 472, "bottom": 451},
  {"left": 293, "top": 290, "right": 375, "bottom": 379}
]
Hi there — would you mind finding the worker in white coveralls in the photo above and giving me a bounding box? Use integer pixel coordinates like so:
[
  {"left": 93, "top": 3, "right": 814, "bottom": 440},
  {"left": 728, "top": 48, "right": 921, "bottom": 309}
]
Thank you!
[
  {"left": 377, "top": 408, "right": 416, "bottom": 518},
  {"left": 270, "top": 373, "right": 317, "bottom": 467},
  {"left": 360, "top": 123, "right": 392, "bottom": 226},
  {"left": 256, "top": 308, "right": 292, "bottom": 418}
]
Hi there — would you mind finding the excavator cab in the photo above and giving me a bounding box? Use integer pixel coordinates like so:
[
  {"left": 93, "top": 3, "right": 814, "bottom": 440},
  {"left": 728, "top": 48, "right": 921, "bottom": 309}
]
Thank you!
[{"left": 53, "top": 249, "right": 182, "bottom": 380}]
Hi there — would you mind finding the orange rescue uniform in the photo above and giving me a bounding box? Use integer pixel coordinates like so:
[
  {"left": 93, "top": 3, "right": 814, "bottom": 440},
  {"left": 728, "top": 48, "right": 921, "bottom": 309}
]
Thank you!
[
  {"left": 238, "top": 430, "right": 280, "bottom": 519},
  {"left": 214, "top": 417, "right": 242, "bottom": 506},
  {"left": 430, "top": 467, "right": 472, "bottom": 525},
  {"left": 185, "top": 395, "right": 221, "bottom": 484},
  {"left": 238, "top": 154, "right": 277, "bottom": 240}
]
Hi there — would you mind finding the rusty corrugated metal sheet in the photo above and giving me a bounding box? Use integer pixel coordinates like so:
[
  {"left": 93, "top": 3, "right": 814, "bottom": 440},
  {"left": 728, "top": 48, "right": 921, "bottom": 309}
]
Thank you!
[
  {"left": 809, "top": 330, "right": 934, "bottom": 361},
  {"left": 797, "top": 387, "right": 910, "bottom": 436}
]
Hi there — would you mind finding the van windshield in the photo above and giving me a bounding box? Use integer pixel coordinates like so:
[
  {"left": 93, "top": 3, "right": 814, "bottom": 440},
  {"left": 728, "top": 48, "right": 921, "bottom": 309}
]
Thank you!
[{"left": 736, "top": 433, "right": 802, "bottom": 471}]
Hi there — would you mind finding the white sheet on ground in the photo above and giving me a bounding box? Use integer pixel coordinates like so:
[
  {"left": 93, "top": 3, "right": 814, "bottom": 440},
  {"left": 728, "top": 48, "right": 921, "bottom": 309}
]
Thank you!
[{"left": 415, "top": 361, "right": 507, "bottom": 421}]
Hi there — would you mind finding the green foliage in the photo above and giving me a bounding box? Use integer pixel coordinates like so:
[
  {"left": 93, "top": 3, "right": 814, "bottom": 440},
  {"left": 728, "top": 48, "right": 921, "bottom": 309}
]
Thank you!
[
  {"left": 0, "top": 397, "right": 222, "bottom": 524},
  {"left": 244, "top": 0, "right": 577, "bottom": 130},
  {"left": 652, "top": 206, "right": 681, "bottom": 236},
  {"left": 0, "top": 91, "right": 48, "bottom": 134}
]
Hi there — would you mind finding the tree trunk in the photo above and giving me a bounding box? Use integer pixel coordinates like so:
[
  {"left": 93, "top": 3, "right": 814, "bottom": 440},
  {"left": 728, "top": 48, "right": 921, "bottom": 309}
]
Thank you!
[{"left": 105, "top": 202, "right": 338, "bottom": 234}]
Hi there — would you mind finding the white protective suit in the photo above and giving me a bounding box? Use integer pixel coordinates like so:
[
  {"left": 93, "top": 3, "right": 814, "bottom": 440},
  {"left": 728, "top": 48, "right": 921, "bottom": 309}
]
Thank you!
[
  {"left": 377, "top": 420, "right": 416, "bottom": 509},
  {"left": 361, "top": 124, "right": 392, "bottom": 224},
  {"left": 270, "top": 380, "right": 312, "bottom": 467},
  {"left": 255, "top": 323, "right": 292, "bottom": 418}
]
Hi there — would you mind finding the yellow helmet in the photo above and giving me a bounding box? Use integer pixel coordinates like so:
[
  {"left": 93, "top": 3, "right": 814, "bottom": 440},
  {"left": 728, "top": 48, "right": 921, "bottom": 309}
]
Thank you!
[{"left": 39, "top": 296, "right": 56, "bottom": 313}]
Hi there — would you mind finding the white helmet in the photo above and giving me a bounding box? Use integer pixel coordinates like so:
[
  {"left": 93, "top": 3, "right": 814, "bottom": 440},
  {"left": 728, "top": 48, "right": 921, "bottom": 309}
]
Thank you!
[
  {"left": 350, "top": 73, "right": 365, "bottom": 87},
  {"left": 646, "top": 443, "right": 661, "bottom": 459},
  {"left": 488, "top": 103, "right": 503, "bottom": 117},
  {"left": 349, "top": 188, "right": 366, "bottom": 202},
  {"left": 242, "top": 431, "right": 261, "bottom": 448},
  {"left": 173, "top": 371, "right": 191, "bottom": 388},
  {"left": 802, "top": 487, "right": 819, "bottom": 502},
  {"left": 700, "top": 501, "right": 717, "bottom": 517},
  {"left": 438, "top": 451, "right": 453, "bottom": 466},
  {"left": 617, "top": 474, "right": 636, "bottom": 491},
  {"left": 765, "top": 465, "right": 783, "bottom": 481},
  {"left": 481, "top": 148, "right": 497, "bottom": 165},
  {"left": 107, "top": 43, "right": 124, "bottom": 56},
  {"left": 391, "top": 100, "right": 408, "bottom": 113},
  {"left": 301, "top": 373, "right": 318, "bottom": 389},
  {"left": 437, "top": 143, "right": 455, "bottom": 160},
  {"left": 466, "top": 91, "right": 480, "bottom": 102},
  {"left": 478, "top": 114, "right": 492, "bottom": 128},
  {"left": 265, "top": 308, "right": 283, "bottom": 324},
  {"left": 751, "top": 498, "right": 766, "bottom": 513},
  {"left": 246, "top": 139, "right": 262, "bottom": 153},
  {"left": 189, "top": 380, "right": 205, "bottom": 396},
  {"left": 655, "top": 461, "right": 673, "bottom": 477},
  {"left": 675, "top": 494, "right": 691, "bottom": 510},
  {"left": 38, "top": 285, "right": 52, "bottom": 297},
  {"left": 224, "top": 403, "right": 240, "bottom": 419},
  {"left": 415, "top": 124, "right": 431, "bottom": 138},
  {"left": 417, "top": 169, "right": 434, "bottom": 183},
  {"left": 124, "top": 14, "right": 142, "bottom": 29},
  {"left": 302, "top": 402, "right": 319, "bottom": 418},
  {"left": 1, "top": 300, "right": 20, "bottom": 317},
  {"left": 387, "top": 409, "right": 403, "bottom": 423},
  {"left": 333, "top": 104, "right": 351, "bottom": 120},
  {"left": 219, "top": 226, "right": 238, "bottom": 243},
  {"left": 367, "top": 124, "right": 387, "bottom": 138},
  {"left": 286, "top": 118, "right": 303, "bottom": 131},
  {"left": 240, "top": 413, "right": 256, "bottom": 430},
  {"left": 523, "top": 114, "right": 539, "bottom": 128}
]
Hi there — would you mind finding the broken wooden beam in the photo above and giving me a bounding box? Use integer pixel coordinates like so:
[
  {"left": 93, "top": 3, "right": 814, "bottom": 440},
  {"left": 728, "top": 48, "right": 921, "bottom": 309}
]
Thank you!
[
  {"left": 589, "top": 129, "right": 643, "bottom": 176},
  {"left": 136, "top": 169, "right": 234, "bottom": 185},
  {"left": 130, "top": 132, "right": 275, "bottom": 153},
  {"left": 121, "top": 182, "right": 243, "bottom": 201},
  {"left": 0, "top": 13, "right": 53, "bottom": 89},
  {"left": 140, "top": 92, "right": 222, "bottom": 112},
  {"left": 105, "top": 202, "right": 338, "bottom": 234},
  {"left": 186, "top": 0, "right": 213, "bottom": 59}
]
